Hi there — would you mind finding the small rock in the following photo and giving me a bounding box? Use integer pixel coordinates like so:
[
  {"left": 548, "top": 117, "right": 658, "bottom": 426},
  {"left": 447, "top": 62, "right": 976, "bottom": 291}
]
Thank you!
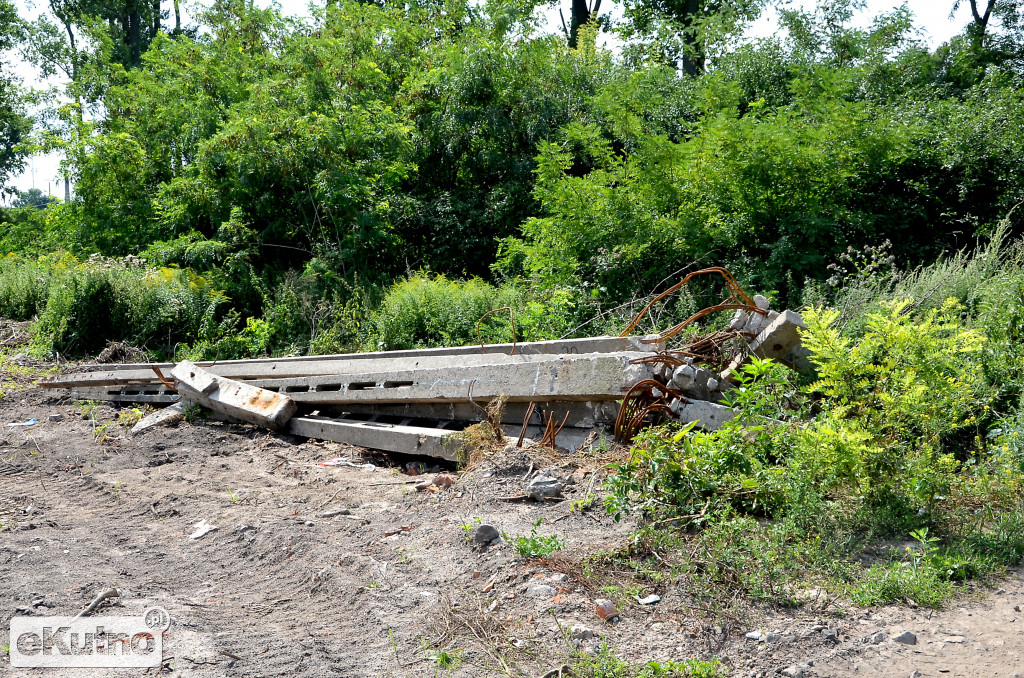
[
  {"left": 745, "top": 631, "right": 763, "bottom": 640},
  {"left": 893, "top": 631, "right": 917, "bottom": 645},
  {"left": 320, "top": 508, "right": 351, "bottom": 518},
  {"left": 943, "top": 635, "right": 965, "bottom": 643},
  {"left": 31, "top": 599, "right": 45, "bottom": 607},
  {"left": 473, "top": 524, "right": 500, "bottom": 545},
  {"left": 527, "top": 584, "right": 557, "bottom": 598},
  {"left": 550, "top": 573, "right": 568, "bottom": 583},
  {"left": 869, "top": 631, "right": 887, "bottom": 644},
  {"left": 432, "top": 474, "right": 454, "bottom": 489},
  {"left": 910, "top": 672, "right": 922, "bottom": 678},
  {"left": 594, "top": 599, "right": 618, "bottom": 620},
  {"left": 486, "top": 600, "right": 499, "bottom": 613},
  {"left": 526, "top": 476, "right": 562, "bottom": 500},
  {"left": 822, "top": 628, "right": 839, "bottom": 641},
  {"left": 781, "top": 666, "right": 804, "bottom": 678},
  {"left": 305, "top": 521, "right": 315, "bottom": 527},
  {"left": 570, "top": 626, "right": 594, "bottom": 640},
  {"left": 763, "top": 632, "right": 782, "bottom": 643},
  {"left": 48, "top": 414, "right": 64, "bottom": 422}
]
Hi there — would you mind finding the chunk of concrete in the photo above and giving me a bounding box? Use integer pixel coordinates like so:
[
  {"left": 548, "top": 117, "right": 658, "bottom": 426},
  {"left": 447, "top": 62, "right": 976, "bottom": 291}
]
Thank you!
[
  {"left": 750, "top": 310, "right": 806, "bottom": 361},
  {"left": 723, "top": 309, "right": 806, "bottom": 382},
  {"left": 171, "top": 360, "right": 296, "bottom": 430},
  {"left": 289, "top": 416, "right": 463, "bottom": 460},
  {"left": 131, "top": 401, "right": 187, "bottom": 435},
  {"left": 670, "top": 399, "right": 738, "bottom": 431}
]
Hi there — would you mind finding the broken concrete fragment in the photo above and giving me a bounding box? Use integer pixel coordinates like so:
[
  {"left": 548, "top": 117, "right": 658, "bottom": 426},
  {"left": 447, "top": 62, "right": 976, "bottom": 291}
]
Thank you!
[
  {"left": 171, "top": 360, "right": 296, "bottom": 430},
  {"left": 671, "top": 399, "right": 738, "bottom": 431},
  {"left": 289, "top": 416, "right": 463, "bottom": 461},
  {"left": 526, "top": 475, "right": 563, "bottom": 500},
  {"left": 131, "top": 401, "right": 187, "bottom": 435},
  {"left": 722, "top": 309, "right": 806, "bottom": 382},
  {"left": 750, "top": 309, "right": 806, "bottom": 361},
  {"left": 669, "top": 364, "right": 728, "bottom": 402}
]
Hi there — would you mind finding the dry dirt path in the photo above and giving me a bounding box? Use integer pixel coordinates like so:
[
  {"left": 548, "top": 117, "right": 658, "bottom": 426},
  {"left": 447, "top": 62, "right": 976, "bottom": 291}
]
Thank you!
[{"left": 2, "top": 386, "right": 1023, "bottom": 678}]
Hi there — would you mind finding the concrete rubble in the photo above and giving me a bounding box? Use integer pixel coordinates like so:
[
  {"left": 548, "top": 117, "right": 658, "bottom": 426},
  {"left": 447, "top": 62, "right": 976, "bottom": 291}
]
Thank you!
[{"left": 39, "top": 288, "right": 810, "bottom": 457}]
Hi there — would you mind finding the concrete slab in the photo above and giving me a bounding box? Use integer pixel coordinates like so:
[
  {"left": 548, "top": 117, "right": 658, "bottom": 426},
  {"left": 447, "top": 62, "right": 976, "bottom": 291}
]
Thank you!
[
  {"left": 131, "top": 401, "right": 187, "bottom": 435},
  {"left": 323, "top": 400, "right": 620, "bottom": 428},
  {"left": 171, "top": 361, "right": 297, "bottom": 430},
  {"left": 42, "top": 336, "right": 665, "bottom": 388},
  {"left": 248, "top": 354, "right": 654, "bottom": 405},
  {"left": 671, "top": 399, "right": 738, "bottom": 431},
  {"left": 722, "top": 309, "right": 806, "bottom": 382},
  {"left": 289, "top": 416, "right": 463, "bottom": 460}
]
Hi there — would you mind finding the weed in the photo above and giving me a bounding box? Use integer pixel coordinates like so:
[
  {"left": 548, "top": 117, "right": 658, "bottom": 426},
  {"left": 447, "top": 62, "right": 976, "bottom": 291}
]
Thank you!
[
  {"left": 117, "top": 407, "right": 145, "bottom": 429},
  {"left": 429, "top": 647, "right": 463, "bottom": 672},
  {"left": 93, "top": 421, "right": 115, "bottom": 444},
  {"left": 227, "top": 488, "right": 240, "bottom": 504},
  {"left": 76, "top": 400, "right": 102, "bottom": 420},
  {"left": 569, "top": 643, "right": 724, "bottom": 677},
  {"left": 182, "top": 402, "right": 206, "bottom": 423},
  {"left": 506, "top": 519, "right": 565, "bottom": 558}
]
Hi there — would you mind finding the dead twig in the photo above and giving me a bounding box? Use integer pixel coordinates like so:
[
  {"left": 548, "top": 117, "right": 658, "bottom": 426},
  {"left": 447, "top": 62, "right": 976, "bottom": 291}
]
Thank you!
[{"left": 72, "top": 588, "right": 120, "bottom": 620}]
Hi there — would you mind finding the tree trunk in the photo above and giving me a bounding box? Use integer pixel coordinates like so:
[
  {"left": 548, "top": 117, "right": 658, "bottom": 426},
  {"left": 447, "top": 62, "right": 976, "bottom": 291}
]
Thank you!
[
  {"left": 174, "top": 0, "right": 180, "bottom": 33},
  {"left": 681, "top": 0, "right": 704, "bottom": 77},
  {"left": 153, "top": 0, "right": 160, "bottom": 37},
  {"left": 568, "top": 0, "right": 601, "bottom": 48},
  {"left": 129, "top": 6, "right": 142, "bottom": 66}
]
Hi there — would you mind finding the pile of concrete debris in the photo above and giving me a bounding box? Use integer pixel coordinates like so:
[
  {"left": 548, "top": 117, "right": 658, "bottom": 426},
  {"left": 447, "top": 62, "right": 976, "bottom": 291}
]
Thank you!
[{"left": 39, "top": 277, "right": 808, "bottom": 460}]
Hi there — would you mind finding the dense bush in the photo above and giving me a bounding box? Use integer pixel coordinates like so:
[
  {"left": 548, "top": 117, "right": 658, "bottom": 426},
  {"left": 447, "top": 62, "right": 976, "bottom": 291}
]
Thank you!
[
  {"left": 364, "top": 273, "right": 525, "bottom": 351},
  {"left": 606, "top": 242, "right": 1024, "bottom": 604},
  {"left": 0, "top": 253, "right": 229, "bottom": 357}
]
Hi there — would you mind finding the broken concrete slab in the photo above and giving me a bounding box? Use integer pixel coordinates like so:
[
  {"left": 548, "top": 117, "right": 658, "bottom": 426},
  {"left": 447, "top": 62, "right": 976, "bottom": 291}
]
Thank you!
[
  {"left": 722, "top": 309, "right": 806, "bottom": 382},
  {"left": 669, "top": 363, "right": 729, "bottom": 402},
  {"left": 289, "top": 416, "right": 463, "bottom": 461},
  {"left": 248, "top": 353, "right": 655, "bottom": 405},
  {"left": 71, "top": 385, "right": 180, "bottom": 405},
  {"left": 131, "top": 401, "right": 187, "bottom": 435},
  {"left": 171, "top": 360, "right": 297, "bottom": 430},
  {"left": 327, "top": 400, "right": 621, "bottom": 429},
  {"left": 41, "top": 337, "right": 666, "bottom": 389},
  {"left": 670, "top": 399, "right": 738, "bottom": 431}
]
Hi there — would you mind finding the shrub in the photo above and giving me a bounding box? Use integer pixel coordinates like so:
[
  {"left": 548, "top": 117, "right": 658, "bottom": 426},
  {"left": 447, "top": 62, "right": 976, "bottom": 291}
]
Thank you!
[
  {"left": 363, "top": 273, "right": 524, "bottom": 350},
  {"left": 25, "top": 255, "right": 229, "bottom": 357}
]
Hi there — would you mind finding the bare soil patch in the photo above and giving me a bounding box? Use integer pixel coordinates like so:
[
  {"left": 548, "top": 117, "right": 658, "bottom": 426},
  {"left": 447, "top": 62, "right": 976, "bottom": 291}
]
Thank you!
[{"left": 2, "top": 385, "right": 1023, "bottom": 677}]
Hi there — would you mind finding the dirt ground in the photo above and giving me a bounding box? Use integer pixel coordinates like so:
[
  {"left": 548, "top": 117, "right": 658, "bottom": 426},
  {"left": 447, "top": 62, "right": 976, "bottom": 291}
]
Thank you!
[{"left": 3, "top": 361, "right": 1024, "bottom": 677}]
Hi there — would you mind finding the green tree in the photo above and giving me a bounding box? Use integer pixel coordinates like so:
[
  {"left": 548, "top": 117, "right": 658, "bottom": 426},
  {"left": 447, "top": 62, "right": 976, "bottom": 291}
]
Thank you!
[{"left": 0, "top": 0, "right": 32, "bottom": 193}]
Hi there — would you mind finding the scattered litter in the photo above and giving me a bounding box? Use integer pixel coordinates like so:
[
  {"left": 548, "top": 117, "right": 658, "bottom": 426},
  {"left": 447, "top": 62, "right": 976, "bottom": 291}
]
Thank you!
[
  {"left": 320, "top": 509, "right": 351, "bottom": 518},
  {"left": 5, "top": 419, "right": 37, "bottom": 428},
  {"left": 189, "top": 519, "right": 219, "bottom": 540},
  {"left": 317, "top": 458, "right": 376, "bottom": 471},
  {"left": 635, "top": 594, "right": 661, "bottom": 605},
  {"left": 594, "top": 599, "right": 618, "bottom": 621}
]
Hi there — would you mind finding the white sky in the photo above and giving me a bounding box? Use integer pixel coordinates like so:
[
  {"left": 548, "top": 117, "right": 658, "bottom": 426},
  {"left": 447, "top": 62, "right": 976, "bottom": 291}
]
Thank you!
[{"left": 4, "top": 0, "right": 973, "bottom": 197}]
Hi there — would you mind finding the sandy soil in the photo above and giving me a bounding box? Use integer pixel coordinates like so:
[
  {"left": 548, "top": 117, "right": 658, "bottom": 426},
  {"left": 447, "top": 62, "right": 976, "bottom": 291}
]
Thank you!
[{"left": 2, "top": 377, "right": 1024, "bottom": 678}]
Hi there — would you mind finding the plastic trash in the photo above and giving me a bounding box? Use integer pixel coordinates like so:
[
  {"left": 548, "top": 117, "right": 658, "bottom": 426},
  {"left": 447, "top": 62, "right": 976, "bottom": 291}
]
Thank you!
[
  {"left": 317, "top": 457, "right": 375, "bottom": 470},
  {"left": 5, "top": 418, "right": 37, "bottom": 428}
]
